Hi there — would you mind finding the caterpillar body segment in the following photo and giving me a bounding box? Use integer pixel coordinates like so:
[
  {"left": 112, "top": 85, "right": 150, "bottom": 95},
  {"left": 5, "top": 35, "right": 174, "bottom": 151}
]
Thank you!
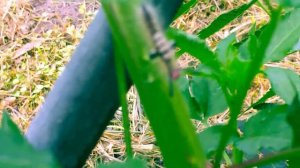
[{"left": 141, "top": 4, "right": 179, "bottom": 96}]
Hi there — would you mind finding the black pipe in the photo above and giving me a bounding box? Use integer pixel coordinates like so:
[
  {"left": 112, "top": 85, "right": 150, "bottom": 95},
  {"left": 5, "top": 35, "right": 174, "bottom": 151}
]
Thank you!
[{"left": 26, "top": 0, "right": 183, "bottom": 167}]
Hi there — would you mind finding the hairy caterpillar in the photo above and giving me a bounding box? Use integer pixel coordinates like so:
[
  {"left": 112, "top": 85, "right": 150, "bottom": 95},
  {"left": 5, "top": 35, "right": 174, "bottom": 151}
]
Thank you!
[{"left": 142, "top": 4, "right": 179, "bottom": 96}]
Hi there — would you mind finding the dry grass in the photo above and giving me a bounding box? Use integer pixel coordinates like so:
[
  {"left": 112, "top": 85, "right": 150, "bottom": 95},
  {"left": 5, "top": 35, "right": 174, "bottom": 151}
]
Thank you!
[{"left": 0, "top": 0, "right": 299, "bottom": 167}]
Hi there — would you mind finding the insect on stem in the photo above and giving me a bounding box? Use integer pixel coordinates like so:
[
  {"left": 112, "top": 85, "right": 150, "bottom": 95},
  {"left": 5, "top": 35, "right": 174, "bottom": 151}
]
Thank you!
[{"left": 141, "top": 3, "right": 179, "bottom": 96}]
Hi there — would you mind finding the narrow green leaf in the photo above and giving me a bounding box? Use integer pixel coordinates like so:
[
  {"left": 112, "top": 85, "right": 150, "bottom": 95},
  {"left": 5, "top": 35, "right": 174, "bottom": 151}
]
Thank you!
[
  {"left": 248, "top": 89, "right": 276, "bottom": 110},
  {"left": 264, "top": 9, "right": 300, "bottom": 62},
  {"left": 99, "top": 158, "right": 147, "bottom": 168},
  {"left": 236, "top": 105, "right": 292, "bottom": 156},
  {"left": 265, "top": 67, "right": 300, "bottom": 105},
  {"left": 167, "top": 28, "right": 221, "bottom": 72},
  {"left": 115, "top": 49, "right": 133, "bottom": 158},
  {"left": 174, "top": 0, "right": 198, "bottom": 19},
  {"left": 198, "top": 0, "right": 257, "bottom": 39}
]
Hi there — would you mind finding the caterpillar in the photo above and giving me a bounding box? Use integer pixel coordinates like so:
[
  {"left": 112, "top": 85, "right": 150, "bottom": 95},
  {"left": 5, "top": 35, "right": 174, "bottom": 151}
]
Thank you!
[{"left": 142, "top": 4, "right": 179, "bottom": 96}]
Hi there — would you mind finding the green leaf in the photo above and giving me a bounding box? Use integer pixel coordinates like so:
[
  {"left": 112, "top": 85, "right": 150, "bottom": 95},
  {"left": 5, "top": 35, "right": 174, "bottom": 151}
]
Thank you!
[
  {"left": 236, "top": 105, "right": 292, "bottom": 156},
  {"left": 174, "top": 0, "right": 198, "bottom": 19},
  {"left": 276, "top": 0, "right": 300, "bottom": 8},
  {"left": 198, "top": 0, "right": 257, "bottom": 39},
  {"left": 216, "top": 33, "right": 239, "bottom": 64},
  {"left": 177, "top": 75, "right": 202, "bottom": 120},
  {"left": 167, "top": 28, "right": 220, "bottom": 72},
  {"left": 0, "top": 111, "right": 59, "bottom": 167},
  {"left": 265, "top": 67, "right": 300, "bottom": 105},
  {"left": 248, "top": 89, "right": 276, "bottom": 110},
  {"left": 238, "top": 25, "right": 259, "bottom": 61},
  {"left": 215, "top": 33, "right": 251, "bottom": 92},
  {"left": 198, "top": 125, "right": 225, "bottom": 157},
  {"left": 1, "top": 110, "right": 23, "bottom": 140},
  {"left": 190, "top": 76, "right": 227, "bottom": 119},
  {"left": 99, "top": 158, "right": 147, "bottom": 168},
  {"left": 264, "top": 9, "right": 300, "bottom": 62}
]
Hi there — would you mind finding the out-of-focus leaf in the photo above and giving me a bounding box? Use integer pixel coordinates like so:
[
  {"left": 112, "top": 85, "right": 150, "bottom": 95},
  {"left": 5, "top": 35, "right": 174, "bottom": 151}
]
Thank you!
[
  {"left": 0, "top": 111, "right": 59, "bottom": 167},
  {"left": 264, "top": 9, "right": 300, "bottom": 62},
  {"left": 236, "top": 105, "right": 292, "bottom": 156},
  {"left": 215, "top": 33, "right": 251, "bottom": 92},
  {"left": 238, "top": 25, "right": 258, "bottom": 60},
  {"left": 265, "top": 67, "right": 300, "bottom": 105},
  {"left": 177, "top": 75, "right": 202, "bottom": 120},
  {"left": 276, "top": 0, "right": 300, "bottom": 8},
  {"left": 287, "top": 95, "right": 300, "bottom": 166},
  {"left": 99, "top": 158, "right": 147, "bottom": 168},
  {"left": 198, "top": 125, "right": 224, "bottom": 156},
  {"left": 216, "top": 34, "right": 238, "bottom": 64},
  {"left": 167, "top": 28, "right": 220, "bottom": 72},
  {"left": 1, "top": 110, "right": 23, "bottom": 140},
  {"left": 198, "top": 0, "right": 257, "bottom": 39},
  {"left": 190, "top": 76, "right": 227, "bottom": 118},
  {"left": 174, "top": 0, "right": 198, "bottom": 19}
]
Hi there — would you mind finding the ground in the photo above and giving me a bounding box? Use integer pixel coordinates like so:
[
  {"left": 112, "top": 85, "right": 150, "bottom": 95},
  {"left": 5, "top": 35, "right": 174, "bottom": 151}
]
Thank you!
[{"left": 0, "top": 0, "right": 299, "bottom": 167}]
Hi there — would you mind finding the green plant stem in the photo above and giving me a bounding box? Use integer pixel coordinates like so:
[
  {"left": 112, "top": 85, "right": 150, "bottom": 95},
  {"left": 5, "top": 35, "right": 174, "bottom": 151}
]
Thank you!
[
  {"left": 214, "top": 97, "right": 243, "bottom": 168},
  {"left": 230, "top": 147, "right": 300, "bottom": 168},
  {"left": 115, "top": 49, "right": 133, "bottom": 159},
  {"left": 101, "top": 1, "right": 206, "bottom": 167},
  {"left": 232, "top": 146, "right": 243, "bottom": 165}
]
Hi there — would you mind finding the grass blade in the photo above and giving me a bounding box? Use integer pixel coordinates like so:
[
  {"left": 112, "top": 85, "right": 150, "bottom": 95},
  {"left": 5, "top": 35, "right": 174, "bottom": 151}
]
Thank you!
[
  {"left": 115, "top": 49, "right": 133, "bottom": 159},
  {"left": 198, "top": 0, "right": 257, "bottom": 39},
  {"left": 174, "top": 0, "right": 198, "bottom": 19}
]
